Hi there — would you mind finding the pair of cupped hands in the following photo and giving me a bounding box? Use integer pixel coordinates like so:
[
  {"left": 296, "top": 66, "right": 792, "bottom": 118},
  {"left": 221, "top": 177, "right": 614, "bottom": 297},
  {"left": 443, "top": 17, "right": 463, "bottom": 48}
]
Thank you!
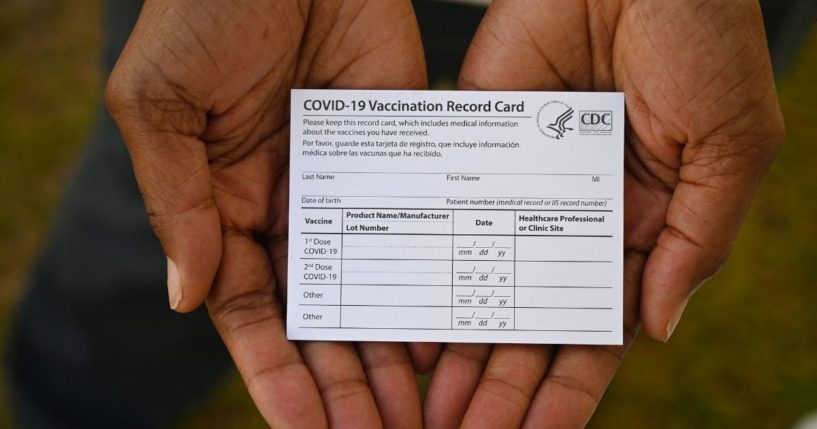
[{"left": 106, "top": 0, "right": 783, "bottom": 427}]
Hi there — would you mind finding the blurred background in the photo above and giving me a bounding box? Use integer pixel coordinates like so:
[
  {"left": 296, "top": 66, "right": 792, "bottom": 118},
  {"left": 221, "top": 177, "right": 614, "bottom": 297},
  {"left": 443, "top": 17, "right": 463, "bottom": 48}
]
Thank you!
[{"left": 0, "top": 0, "right": 815, "bottom": 428}]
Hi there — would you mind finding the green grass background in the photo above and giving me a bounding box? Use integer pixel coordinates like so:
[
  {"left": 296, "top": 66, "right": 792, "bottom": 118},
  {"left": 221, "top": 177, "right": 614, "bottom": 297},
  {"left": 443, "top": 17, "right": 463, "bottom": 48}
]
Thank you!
[{"left": 0, "top": 1, "right": 815, "bottom": 427}]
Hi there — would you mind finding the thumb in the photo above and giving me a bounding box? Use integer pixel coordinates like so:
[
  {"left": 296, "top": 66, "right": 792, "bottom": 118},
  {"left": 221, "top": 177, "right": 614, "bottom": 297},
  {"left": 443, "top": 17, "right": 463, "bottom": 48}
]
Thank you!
[
  {"left": 640, "top": 124, "right": 783, "bottom": 341},
  {"left": 106, "top": 65, "right": 222, "bottom": 313},
  {"left": 458, "top": 0, "right": 599, "bottom": 92}
]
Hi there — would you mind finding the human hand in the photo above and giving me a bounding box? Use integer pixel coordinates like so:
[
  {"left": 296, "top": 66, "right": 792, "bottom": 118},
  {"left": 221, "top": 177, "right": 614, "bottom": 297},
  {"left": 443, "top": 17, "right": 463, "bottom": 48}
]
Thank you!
[
  {"left": 105, "top": 0, "right": 436, "bottom": 426},
  {"left": 424, "top": 0, "right": 784, "bottom": 427}
]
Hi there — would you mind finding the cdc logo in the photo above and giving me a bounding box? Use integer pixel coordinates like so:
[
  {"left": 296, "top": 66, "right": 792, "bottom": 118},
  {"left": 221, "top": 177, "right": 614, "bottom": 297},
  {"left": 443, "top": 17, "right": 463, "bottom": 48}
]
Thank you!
[{"left": 579, "top": 110, "right": 613, "bottom": 135}]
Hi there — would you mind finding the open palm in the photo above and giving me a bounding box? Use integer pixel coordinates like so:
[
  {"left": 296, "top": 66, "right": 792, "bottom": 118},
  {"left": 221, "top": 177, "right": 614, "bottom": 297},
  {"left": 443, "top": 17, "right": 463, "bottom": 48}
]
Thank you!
[
  {"left": 424, "top": 0, "right": 784, "bottom": 427},
  {"left": 106, "top": 0, "right": 435, "bottom": 427}
]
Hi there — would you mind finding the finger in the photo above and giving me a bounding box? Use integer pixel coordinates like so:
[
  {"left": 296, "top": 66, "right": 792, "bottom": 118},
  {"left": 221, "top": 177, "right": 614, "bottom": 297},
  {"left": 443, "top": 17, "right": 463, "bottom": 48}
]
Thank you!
[
  {"left": 460, "top": 345, "right": 553, "bottom": 429},
  {"left": 459, "top": 0, "right": 602, "bottom": 92},
  {"left": 424, "top": 344, "right": 493, "bottom": 429},
  {"left": 268, "top": 180, "right": 420, "bottom": 428},
  {"left": 640, "top": 127, "right": 783, "bottom": 341},
  {"left": 273, "top": 171, "right": 429, "bottom": 425},
  {"left": 267, "top": 165, "right": 290, "bottom": 297},
  {"left": 300, "top": 342, "right": 383, "bottom": 428},
  {"left": 358, "top": 342, "right": 423, "bottom": 429},
  {"left": 407, "top": 342, "right": 443, "bottom": 374},
  {"left": 266, "top": 193, "right": 383, "bottom": 428},
  {"left": 297, "top": 0, "right": 427, "bottom": 90},
  {"left": 425, "top": 4, "right": 584, "bottom": 426},
  {"left": 106, "top": 67, "right": 221, "bottom": 313},
  {"left": 521, "top": 251, "right": 643, "bottom": 428},
  {"left": 287, "top": 3, "right": 432, "bottom": 424},
  {"left": 208, "top": 232, "right": 327, "bottom": 428}
]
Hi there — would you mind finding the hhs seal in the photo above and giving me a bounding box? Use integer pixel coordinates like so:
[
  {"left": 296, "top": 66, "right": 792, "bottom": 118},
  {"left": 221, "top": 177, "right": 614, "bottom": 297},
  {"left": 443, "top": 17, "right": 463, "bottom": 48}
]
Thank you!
[{"left": 536, "top": 101, "right": 574, "bottom": 140}]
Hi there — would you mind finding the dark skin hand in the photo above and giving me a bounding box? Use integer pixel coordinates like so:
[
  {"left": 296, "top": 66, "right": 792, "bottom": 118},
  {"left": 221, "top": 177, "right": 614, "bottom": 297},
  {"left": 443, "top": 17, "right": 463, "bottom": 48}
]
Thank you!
[
  {"left": 424, "top": 0, "right": 784, "bottom": 427},
  {"left": 108, "top": 0, "right": 784, "bottom": 427},
  {"left": 106, "top": 0, "right": 439, "bottom": 427}
]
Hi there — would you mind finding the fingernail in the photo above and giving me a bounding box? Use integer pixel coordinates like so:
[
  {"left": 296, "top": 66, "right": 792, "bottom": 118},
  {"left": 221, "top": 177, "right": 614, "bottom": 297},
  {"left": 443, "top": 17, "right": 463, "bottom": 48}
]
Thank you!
[
  {"left": 664, "top": 299, "right": 689, "bottom": 342},
  {"left": 167, "top": 257, "right": 182, "bottom": 310}
]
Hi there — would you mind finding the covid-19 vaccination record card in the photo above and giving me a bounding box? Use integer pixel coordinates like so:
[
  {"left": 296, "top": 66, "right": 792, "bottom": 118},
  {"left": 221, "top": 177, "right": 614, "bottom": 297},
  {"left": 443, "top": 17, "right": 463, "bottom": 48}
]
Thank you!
[{"left": 287, "top": 89, "right": 624, "bottom": 345}]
